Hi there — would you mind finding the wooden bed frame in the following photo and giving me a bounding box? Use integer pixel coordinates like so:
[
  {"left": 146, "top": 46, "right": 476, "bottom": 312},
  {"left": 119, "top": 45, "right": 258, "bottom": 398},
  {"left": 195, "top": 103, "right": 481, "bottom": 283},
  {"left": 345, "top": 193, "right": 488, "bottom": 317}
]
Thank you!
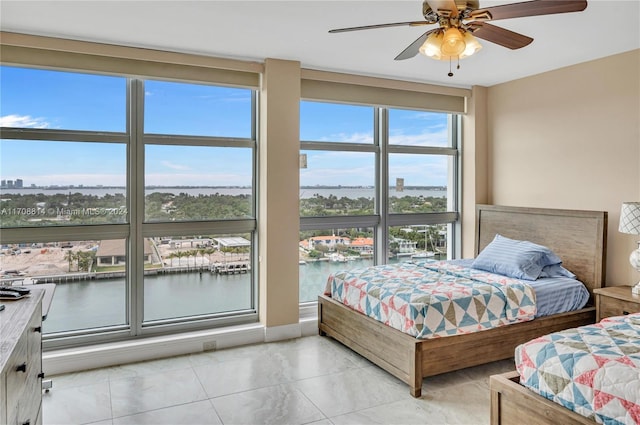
[
  {"left": 318, "top": 204, "right": 608, "bottom": 397},
  {"left": 490, "top": 371, "right": 595, "bottom": 425}
]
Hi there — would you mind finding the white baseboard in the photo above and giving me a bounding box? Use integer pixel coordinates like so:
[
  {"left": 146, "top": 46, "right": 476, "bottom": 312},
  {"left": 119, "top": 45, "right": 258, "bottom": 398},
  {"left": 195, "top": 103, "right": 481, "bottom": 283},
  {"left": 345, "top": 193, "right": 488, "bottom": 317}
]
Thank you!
[
  {"left": 300, "top": 316, "right": 320, "bottom": 337},
  {"left": 264, "top": 323, "right": 301, "bottom": 342},
  {"left": 43, "top": 317, "right": 319, "bottom": 376}
]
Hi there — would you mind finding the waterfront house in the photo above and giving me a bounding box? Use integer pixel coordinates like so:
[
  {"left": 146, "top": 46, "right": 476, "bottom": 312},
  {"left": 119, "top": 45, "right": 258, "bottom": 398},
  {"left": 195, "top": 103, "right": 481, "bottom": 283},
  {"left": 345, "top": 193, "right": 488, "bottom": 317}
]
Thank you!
[
  {"left": 304, "top": 235, "right": 351, "bottom": 252},
  {"left": 96, "top": 239, "right": 153, "bottom": 266},
  {"left": 349, "top": 237, "right": 374, "bottom": 255}
]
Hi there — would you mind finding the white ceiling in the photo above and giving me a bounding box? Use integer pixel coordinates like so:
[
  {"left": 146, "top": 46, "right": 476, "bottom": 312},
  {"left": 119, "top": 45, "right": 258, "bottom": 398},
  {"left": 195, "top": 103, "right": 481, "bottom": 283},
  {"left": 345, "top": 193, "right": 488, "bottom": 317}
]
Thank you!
[{"left": 1, "top": 0, "right": 639, "bottom": 88}]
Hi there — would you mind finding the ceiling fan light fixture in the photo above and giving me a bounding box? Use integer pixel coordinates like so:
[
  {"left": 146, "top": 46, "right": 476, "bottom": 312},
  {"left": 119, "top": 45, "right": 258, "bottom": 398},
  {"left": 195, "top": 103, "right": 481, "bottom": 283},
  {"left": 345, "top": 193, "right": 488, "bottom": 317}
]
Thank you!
[
  {"left": 418, "top": 30, "right": 444, "bottom": 59},
  {"left": 441, "top": 27, "right": 466, "bottom": 56},
  {"left": 459, "top": 30, "right": 482, "bottom": 58}
]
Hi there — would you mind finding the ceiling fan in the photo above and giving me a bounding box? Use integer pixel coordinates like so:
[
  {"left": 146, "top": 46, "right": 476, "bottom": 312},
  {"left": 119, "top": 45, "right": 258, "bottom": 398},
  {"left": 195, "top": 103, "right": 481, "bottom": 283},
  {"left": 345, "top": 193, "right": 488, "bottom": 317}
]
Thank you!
[{"left": 329, "top": 0, "right": 588, "bottom": 76}]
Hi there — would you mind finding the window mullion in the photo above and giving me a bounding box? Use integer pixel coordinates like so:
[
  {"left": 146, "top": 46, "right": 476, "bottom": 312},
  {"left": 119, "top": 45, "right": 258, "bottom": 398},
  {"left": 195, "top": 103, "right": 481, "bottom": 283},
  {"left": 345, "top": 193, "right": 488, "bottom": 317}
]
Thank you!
[
  {"left": 129, "top": 78, "right": 145, "bottom": 337},
  {"left": 377, "top": 107, "right": 388, "bottom": 266},
  {"left": 452, "top": 114, "right": 462, "bottom": 259},
  {"left": 143, "top": 134, "right": 254, "bottom": 148},
  {"left": 0, "top": 128, "right": 127, "bottom": 143},
  {"left": 387, "top": 145, "right": 457, "bottom": 156},
  {"left": 300, "top": 141, "right": 377, "bottom": 153}
]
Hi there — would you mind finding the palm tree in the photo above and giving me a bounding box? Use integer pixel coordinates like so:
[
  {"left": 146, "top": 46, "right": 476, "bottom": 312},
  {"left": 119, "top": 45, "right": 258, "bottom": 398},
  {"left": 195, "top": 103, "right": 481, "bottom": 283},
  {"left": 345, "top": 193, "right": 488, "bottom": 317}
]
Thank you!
[
  {"left": 203, "top": 247, "right": 216, "bottom": 267},
  {"left": 64, "top": 250, "right": 76, "bottom": 272},
  {"left": 174, "top": 250, "right": 185, "bottom": 266}
]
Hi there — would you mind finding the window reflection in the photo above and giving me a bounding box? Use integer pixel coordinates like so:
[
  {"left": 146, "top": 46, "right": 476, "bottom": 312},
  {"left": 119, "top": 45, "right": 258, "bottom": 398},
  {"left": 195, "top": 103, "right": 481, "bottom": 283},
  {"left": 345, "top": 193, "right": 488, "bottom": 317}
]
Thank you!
[
  {"left": 300, "top": 101, "right": 373, "bottom": 143},
  {"left": 0, "top": 140, "right": 127, "bottom": 227},
  {"left": 144, "top": 145, "right": 253, "bottom": 222},
  {"left": 389, "top": 109, "right": 449, "bottom": 147},
  {"left": 143, "top": 234, "right": 253, "bottom": 322},
  {"left": 0, "top": 66, "right": 126, "bottom": 132},
  {"left": 144, "top": 80, "right": 253, "bottom": 138},
  {"left": 299, "top": 151, "right": 375, "bottom": 217},
  {"left": 299, "top": 228, "right": 374, "bottom": 303},
  {"left": 389, "top": 225, "right": 448, "bottom": 263},
  {"left": 388, "top": 154, "right": 448, "bottom": 214},
  {"left": 0, "top": 239, "right": 127, "bottom": 334}
]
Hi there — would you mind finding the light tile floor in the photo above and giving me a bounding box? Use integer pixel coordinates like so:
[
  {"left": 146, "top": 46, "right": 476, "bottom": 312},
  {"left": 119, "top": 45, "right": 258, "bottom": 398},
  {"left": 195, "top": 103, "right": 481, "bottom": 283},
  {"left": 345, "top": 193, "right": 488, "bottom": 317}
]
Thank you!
[{"left": 42, "top": 335, "right": 515, "bottom": 425}]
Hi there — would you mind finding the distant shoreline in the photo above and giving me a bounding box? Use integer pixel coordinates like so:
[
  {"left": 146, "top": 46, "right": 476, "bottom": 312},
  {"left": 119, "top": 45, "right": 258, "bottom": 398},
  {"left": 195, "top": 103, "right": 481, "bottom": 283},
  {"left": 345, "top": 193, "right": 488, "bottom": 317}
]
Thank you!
[{"left": 2, "top": 185, "right": 447, "bottom": 191}]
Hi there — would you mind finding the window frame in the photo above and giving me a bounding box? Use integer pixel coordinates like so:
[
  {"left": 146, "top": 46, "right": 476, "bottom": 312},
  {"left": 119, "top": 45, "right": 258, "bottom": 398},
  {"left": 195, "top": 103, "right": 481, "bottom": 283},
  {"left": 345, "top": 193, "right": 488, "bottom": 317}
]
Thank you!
[
  {"left": 299, "top": 101, "right": 461, "bottom": 292},
  {"left": 0, "top": 66, "right": 260, "bottom": 349}
]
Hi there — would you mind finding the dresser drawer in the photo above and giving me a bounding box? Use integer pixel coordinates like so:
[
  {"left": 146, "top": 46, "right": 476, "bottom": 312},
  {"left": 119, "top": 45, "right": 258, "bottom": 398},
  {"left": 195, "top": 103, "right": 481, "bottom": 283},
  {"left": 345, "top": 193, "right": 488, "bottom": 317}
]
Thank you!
[
  {"left": 6, "top": 331, "right": 29, "bottom": 425},
  {"left": 0, "top": 370, "right": 6, "bottom": 425},
  {"left": 598, "top": 296, "right": 640, "bottom": 319},
  {"left": 5, "top": 301, "right": 43, "bottom": 425},
  {"left": 1, "top": 291, "right": 45, "bottom": 425}
]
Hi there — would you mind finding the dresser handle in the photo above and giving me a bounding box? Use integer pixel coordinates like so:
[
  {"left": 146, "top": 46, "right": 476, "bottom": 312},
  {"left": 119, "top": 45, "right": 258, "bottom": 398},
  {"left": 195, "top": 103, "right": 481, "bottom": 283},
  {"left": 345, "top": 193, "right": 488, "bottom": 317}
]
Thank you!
[
  {"left": 16, "top": 362, "right": 27, "bottom": 373},
  {"left": 22, "top": 420, "right": 30, "bottom": 425},
  {"left": 34, "top": 326, "right": 42, "bottom": 333},
  {"left": 38, "top": 372, "right": 45, "bottom": 379},
  {"left": 623, "top": 311, "right": 630, "bottom": 315}
]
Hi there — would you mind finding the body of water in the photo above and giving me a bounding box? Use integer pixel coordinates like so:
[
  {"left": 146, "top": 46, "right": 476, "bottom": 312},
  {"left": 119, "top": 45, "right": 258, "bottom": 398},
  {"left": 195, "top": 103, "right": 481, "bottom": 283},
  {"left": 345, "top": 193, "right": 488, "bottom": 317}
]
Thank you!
[
  {"left": 44, "top": 270, "right": 252, "bottom": 333},
  {"left": 42, "top": 257, "right": 395, "bottom": 334},
  {"left": 9, "top": 185, "right": 444, "bottom": 333},
  {"left": 3, "top": 187, "right": 446, "bottom": 199}
]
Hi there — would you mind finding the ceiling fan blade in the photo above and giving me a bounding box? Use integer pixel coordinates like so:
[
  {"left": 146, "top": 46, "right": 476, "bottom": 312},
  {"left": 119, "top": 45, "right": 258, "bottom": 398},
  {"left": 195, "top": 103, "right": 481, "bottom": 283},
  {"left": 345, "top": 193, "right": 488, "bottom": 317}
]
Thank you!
[
  {"left": 329, "top": 21, "right": 430, "bottom": 33},
  {"left": 395, "top": 29, "right": 439, "bottom": 60},
  {"left": 469, "top": 0, "right": 587, "bottom": 21},
  {"left": 426, "top": 0, "right": 459, "bottom": 17},
  {"left": 467, "top": 22, "right": 533, "bottom": 50}
]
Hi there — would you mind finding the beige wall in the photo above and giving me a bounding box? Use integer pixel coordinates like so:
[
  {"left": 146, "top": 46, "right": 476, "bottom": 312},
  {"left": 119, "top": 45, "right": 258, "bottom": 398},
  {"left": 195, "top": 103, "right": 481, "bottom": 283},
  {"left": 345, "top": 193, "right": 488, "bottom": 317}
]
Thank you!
[
  {"left": 461, "top": 86, "right": 489, "bottom": 258},
  {"left": 259, "top": 58, "right": 301, "bottom": 328},
  {"left": 485, "top": 49, "right": 640, "bottom": 286}
]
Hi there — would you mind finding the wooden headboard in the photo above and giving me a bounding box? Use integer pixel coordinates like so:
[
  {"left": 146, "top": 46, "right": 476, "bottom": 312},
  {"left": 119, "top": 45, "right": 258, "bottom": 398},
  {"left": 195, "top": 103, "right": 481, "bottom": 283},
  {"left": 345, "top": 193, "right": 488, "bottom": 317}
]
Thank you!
[{"left": 475, "top": 205, "right": 607, "bottom": 299}]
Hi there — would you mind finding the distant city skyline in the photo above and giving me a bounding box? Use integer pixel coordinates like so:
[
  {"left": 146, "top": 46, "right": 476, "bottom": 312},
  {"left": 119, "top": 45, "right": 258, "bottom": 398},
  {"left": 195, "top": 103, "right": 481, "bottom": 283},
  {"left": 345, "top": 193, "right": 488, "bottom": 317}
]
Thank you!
[{"left": 0, "top": 178, "right": 24, "bottom": 189}]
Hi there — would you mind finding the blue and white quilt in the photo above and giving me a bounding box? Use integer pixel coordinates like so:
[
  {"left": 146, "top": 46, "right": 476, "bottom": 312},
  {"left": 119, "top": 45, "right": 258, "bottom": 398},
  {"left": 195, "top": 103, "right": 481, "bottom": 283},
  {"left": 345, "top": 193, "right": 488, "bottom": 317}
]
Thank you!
[
  {"left": 516, "top": 313, "right": 640, "bottom": 424},
  {"left": 324, "top": 260, "right": 536, "bottom": 339}
]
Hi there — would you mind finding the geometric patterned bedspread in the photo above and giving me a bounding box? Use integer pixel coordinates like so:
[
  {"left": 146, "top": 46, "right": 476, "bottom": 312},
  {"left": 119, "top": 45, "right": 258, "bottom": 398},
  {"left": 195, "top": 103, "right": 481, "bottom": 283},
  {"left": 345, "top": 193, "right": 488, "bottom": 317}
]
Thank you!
[
  {"left": 324, "top": 259, "right": 536, "bottom": 340},
  {"left": 516, "top": 313, "right": 640, "bottom": 424}
]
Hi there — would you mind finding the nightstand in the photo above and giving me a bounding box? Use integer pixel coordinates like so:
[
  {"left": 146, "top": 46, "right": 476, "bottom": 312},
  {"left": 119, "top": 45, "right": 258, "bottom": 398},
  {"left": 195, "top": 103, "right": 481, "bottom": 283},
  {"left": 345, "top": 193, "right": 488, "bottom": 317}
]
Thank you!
[{"left": 593, "top": 286, "right": 640, "bottom": 322}]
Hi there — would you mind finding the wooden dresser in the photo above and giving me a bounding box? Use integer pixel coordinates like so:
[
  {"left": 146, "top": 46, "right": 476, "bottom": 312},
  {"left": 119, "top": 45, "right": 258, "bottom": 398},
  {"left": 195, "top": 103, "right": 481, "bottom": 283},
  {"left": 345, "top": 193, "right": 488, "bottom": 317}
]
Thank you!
[{"left": 0, "top": 289, "right": 44, "bottom": 425}]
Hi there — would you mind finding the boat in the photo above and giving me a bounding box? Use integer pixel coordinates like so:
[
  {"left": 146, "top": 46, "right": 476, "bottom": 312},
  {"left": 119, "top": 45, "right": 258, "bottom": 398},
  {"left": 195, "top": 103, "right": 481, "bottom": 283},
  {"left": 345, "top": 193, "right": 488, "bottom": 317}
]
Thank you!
[
  {"left": 329, "top": 253, "right": 347, "bottom": 262},
  {"left": 411, "top": 251, "right": 435, "bottom": 259}
]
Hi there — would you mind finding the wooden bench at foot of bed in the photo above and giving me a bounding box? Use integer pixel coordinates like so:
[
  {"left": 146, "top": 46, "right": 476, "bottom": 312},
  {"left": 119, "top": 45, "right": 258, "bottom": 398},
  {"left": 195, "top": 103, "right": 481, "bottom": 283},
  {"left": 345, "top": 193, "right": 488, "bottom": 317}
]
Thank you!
[{"left": 490, "top": 371, "right": 595, "bottom": 425}]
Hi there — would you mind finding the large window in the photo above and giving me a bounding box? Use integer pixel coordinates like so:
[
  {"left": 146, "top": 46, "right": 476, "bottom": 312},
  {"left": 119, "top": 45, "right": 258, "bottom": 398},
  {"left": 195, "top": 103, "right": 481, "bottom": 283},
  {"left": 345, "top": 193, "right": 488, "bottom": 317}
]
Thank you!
[
  {"left": 299, "top": 101, "right": 459, "bottom": 303},
  {"left": 0, "top": 140, "right": 128, "bottom": 227},
  {"left": 1, "top": 66, "right": 258, "bottom": 347}
]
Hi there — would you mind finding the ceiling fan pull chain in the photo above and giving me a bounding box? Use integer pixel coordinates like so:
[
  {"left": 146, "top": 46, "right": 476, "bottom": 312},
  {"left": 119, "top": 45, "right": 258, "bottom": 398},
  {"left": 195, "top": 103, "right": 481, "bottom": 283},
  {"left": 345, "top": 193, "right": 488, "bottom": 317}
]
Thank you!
[{"left": 448, "top": 57, "right": 454, "bottom": 77}]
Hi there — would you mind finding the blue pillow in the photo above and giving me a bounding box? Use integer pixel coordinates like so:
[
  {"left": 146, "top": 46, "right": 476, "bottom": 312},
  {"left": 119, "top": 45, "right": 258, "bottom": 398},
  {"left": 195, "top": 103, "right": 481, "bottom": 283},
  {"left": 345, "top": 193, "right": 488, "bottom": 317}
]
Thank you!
[
  {"left": 539, "top": 263, "right": 576, "bottom": 279},
  {"left": 471, "top": 234, "right": 562, "bottom": 281}
]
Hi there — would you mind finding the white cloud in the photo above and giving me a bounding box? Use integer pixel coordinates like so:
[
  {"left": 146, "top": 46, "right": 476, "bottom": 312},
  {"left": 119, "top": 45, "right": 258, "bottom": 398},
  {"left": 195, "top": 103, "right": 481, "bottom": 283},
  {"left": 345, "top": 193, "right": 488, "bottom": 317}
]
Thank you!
[
  {"left": 0, "top": 114, "right": 50, "bottom": 129},
  {"left": 316, "top": 132, "right": 373, "bottom": 144},
  {"left": 389, "top": 129, "right": 448, "bottom": 146},
  {"left": 161, "top": 161, "right": 191, "bottom": 171}
]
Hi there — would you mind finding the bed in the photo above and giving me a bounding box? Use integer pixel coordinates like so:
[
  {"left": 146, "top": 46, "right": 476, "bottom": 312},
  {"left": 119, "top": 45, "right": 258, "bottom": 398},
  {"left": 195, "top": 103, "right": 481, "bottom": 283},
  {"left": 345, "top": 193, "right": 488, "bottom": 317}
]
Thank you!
[
  {"left": 490, "top": 313, "right": 640, "bottom": 425},
  {"left": 318, "top": 204, "right": 608, "bottom": 397}
]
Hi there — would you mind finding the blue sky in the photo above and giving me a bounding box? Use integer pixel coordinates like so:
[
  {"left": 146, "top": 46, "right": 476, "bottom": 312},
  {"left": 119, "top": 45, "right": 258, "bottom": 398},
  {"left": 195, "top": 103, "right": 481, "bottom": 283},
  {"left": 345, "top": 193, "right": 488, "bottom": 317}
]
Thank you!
[{"left": 1, "top": 65, "right": 450, "bottom": 188}]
